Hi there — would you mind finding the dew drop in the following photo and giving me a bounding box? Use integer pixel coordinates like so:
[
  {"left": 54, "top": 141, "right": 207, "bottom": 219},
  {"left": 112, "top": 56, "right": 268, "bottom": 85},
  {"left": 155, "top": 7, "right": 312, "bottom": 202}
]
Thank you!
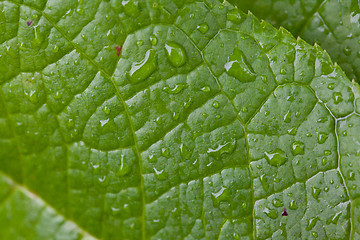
[
  {"left": 343, "top": 46, "right": 352, "bottom": 56},
  {"left": 306, "top": 217, "right": 319, "bottom": 231},
  {"left": 150, "top": 34, "right": 158, "bottom": 46},
  {"left": 211, "top": 187, "right": 230, "bottom": 206},
  {"left": 102, "top": 106, "right": 111, "bottom": 115},
  {"left": 197, "top": 22, "right": 209, "bottom": 34},
  {"left": 272, "top": 198, "right": 283, "bottom": 207},
  {"left": 201, "top": 86, "right": 210, "bottom": 92},
  {"left": 212, "top": 100, "right": 219, "bottom": 109},
  {"left": 264, "top": 148, "right": 287, "bottom": 167},
  {"left": 327, "top": 83, "right": 335, "bottom": 90},
  {"left": 24, "top": 90, "right": 38, "bottom": 103},
  {"left": 342, "top": 130, "right": 347, "bottom": 136},
  {"left": 164, "top": 41, "right": 187, "bottom": 67},
  {"left": 128, "top": 49, "right": 157, "bottom": 83},
  {"left": 117, "top": 154, "right": 130, "bottom": 177},
  {"left": 264, "top": 207, "right": 278, "bottom": 219},
  {"left": 207, "top": 138, "right": 237, "bottom": 158},
  {"left": 137, "top": 40, "right": 144, "bottom": 46},
  {"left": 312, "top": 186, "right": 321, "bottom": 200},
  {"left": 224, "top": 48, "right": 256, "bottom": 82},
  {"left": 348, "top": 170, "right": 355, "bottom": 180},
  {"left": 161, "top": 147, "right": 169, "bottom": 157},
  {"left": 333, "top": 92, "right": 343, "bottom": 104},
  {"left": 163, "top": 83, "right": 187, "bottom": 94},
  {"left": 154, "top": 167, "right": 168, "bottom": 180},
  {"left": 283, "top": 110, "right": 292, "bottom": 123},
  {"left": 291, "top": 141, "right": 305, "bottom": 156},
  {"left": 327, "top": 212, "right": 342, "bottom": 224},
  {"left": 289, "top": 200, "right": 298, "bottom": 210},
  {"left": 322, "top": 157, "right": 327, "bottom": 165},
  {"left": 260, "top": 174, "right": 269, "bottom": 191},
  {"left": 317, "top": 132, "right": 328, "bottom": 144},
  {"left": 148, "top": 154, "right": 157, "bottom": 163},
  {"left": 180, "top": 143, "right": 193, "bottom": 160},
  {"left": 311, "top": 231, "right": 318, "bottom": 238}
]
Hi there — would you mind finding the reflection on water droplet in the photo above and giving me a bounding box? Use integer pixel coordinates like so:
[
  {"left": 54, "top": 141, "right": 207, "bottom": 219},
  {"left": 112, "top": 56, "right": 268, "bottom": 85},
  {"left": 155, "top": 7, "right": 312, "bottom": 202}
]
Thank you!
[
  {"left": 264, "top": 207, "right": 278, "bottom": 219},
  {"left": 317, "top": 132, "right": 328, "bottom": 144},
  {"left": 225, "top": 48, "right": 256, "bottom": 82},
  {"left": 264, "top": 148, "right": 287, "bottom": 167},
  {"left": 327, "top": 83, "right": 334, "bottom": 90},
  {"left": 148, "top": 154, "right": 157, "bottom": 163},
  {"left": 150, "top": 34, "right": 158, "bottom": 46},
  {"left": 289, "top": 200, "right": 298, "bottom": 210},
  {"left": 163, "top": 83, "right": 187, "bottom": 94},
  {"left": 128, "top": 49, "right": 157, "bottom": 83},
  {"left": 312, "top": 186, "right": 321, "bottom": 200},
  {"left": 197, "top": 22, "right": 209, "bottom": 34},
  {"left": 100, "top": 118, "right": 110, "bottom": 127},
  {"left": 212, "top": 100, "right": 219, "bottom": 109},
  {"left": 161, "top": 147, "right": 169, "bottom": 157},
  {"left": 291, "top": 141, "right": 305, "bottom": 156},
  {"left": 117, "top": 154, "right": 130, "bottom": 177},
  {"left": 272, "top": 198, "right": 283, "bottom": 207},
  {"left": 201, "top": 86, "right": 210, "bottom": 92},
  {"left": 103, "top": 106, "right": 111, "bottom": 115},
  {"left": 154, "top": 167, "right": 168, "bottom": 180},
  {"left": 180, "top": 143, "right": 192, "bottom": 160},
  {"left": 207, "top": 138, "right": 236, "bottom": 158},
  {"left": 260, "top": 174, "right": 269, "bottom": 191},
  {"left": 348, "top": 170, "right": 355, "bottom": 180},
  {"left": 211, "top": 187, "right": 230, "bottom": 206},
  {"left": 306, "top": 217, "right": 319, "bottom": 231},
  {"left": 333, "top": 92, "right": 343, "bottom": 104},
  {"left": 164, "top": 41, "right": 187, "bottom": 67},
  {"left": 137, "top": 40, "right": 144, "bottom": 46}
]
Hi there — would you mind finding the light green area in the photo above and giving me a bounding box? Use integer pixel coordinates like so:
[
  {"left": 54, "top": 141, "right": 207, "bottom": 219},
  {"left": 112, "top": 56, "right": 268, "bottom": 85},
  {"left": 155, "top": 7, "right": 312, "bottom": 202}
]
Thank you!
[{"left": 0, "top": 0, "right": 360, "bottom": 239}]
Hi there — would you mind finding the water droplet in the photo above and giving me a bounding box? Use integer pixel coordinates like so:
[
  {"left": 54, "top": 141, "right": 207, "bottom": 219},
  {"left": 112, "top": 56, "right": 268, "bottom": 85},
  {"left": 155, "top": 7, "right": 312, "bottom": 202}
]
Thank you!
[
  {"left": 184, "top": 97, "right": 192, "bottom": 108},
  {"left": 283, "top": 110, "right": 291, "bottom": 123},
  {"left": 289, "top": 200, "right": 298, "bottom": 210},
  {"left": 272, "top": 198, "right": 283, "bottom": 207},
  {"left": 148, "top": 154, "right": 157, "bottom": 163},
  {"left": 264, "top": 207, "right": 278, "bottom": 219},
  {"left": 212, "top": 100, "right": 219, "bottom": 109},
  {"left": 264, "top": 148, "right": 287, "bottom": 167},
  {"left": 333, "top": 92, "right": 343, "bottom": 104},
  {"left": 211, "top": 187, "right": 230, "bottom": 206},
  {"left": 128, "top": 49, "right": 157, "bottom": 83},
  {"left": 100, "top": 118, "right": 110, "bottom": 127},
  {"left": 201, "top": 86, "right": 210, "bottom": 92},
  {"left": 161, "top": 147, "right": 169, "bottom": 157},
  {"left": 102, "top": 106, "right": 111, "bottom": 115},
  {"left": 348, "top": 170, "right": 355, "bottom": 180},
  {"left": 24, "top": 90, "right": 38, "bottom": 103},
  {"left": 81, "top": 34, "right": 88, "bottom": 41},
  {"left": 163, "top": 83, "right": 187, "bottom": 94},
  {"left": 342, "top": 130, "right": 347, "bottom": 136},
  {"left": 54, "top": 91, "right": 62, "bottom": 99},
  {"left": 224, "top": 48, "right": 256, "bottom": 82},
  {"left": 241, "top": 107, "right": 248, "bottom": 113},
  {"left": 197, "top": 22, "right": 209, "bottom": 34},
  {"left": 207, "top": 138, "right": 237, "bottom": 158},
  {"left": 52, "top": 45, "right": 59, "bottom": 53},
  {"left": 324, "top": 150, "right": 331, "bottom": 156},
  {"left": 260, "top": 174, "right": 269, "bottom": 191},
  {"left": 122, "top": 0, "right": 139, "bottom": 17},
  {"left": 180, "top": 143, "right": 192, "bottom": 160},
  {"left": 312, "top": 186, "right": 321, "bottom": 200},
  {"left": 291, "top": 141, "right": 305, "bottom": 156},
  {"left": 137, "top": 40, "right": 144, "bottom": 46},
  {"left": 67, "top": 118, "right": 75, "bottom": 129},
  {"left": 215, "top": 114, "right": 221, "bottom": 119},
  {"left": 227, "top": 9, "right": 242, "bottom": 24},
  {"left": 117, "top": 154, "right": 130, "bottom": 177},
  {"left": 317, "top": 132, "right": 328, "bottom": 144},
  {"left": 306, "top": 217, "right": 319, "bottom": 231},
  {"left": 154, "top": 167, "right": 168, "bottom": 180},
  {"left": 311, "top": 231, "right": 318, "bottom": 238},
  {"left": 327, "top": 212, "right": 342, "bottom": 224},
  {"left": 172, "top": 112, "right": 179, "bottom": 120},
  {"left": 327, "top": 83, "right": 335, "bottom": 90},
  {"left": 150, "top": 34, "right": 158, "bottom": 46},
  {"left": 343, "top": 46, "right": 352, "bottom": 56},
  {"left": 164, "top": 41, "right": 187, "bottom": 67},
  {"left": 322, "top": 157, "right": 327, "bottom": 165}
]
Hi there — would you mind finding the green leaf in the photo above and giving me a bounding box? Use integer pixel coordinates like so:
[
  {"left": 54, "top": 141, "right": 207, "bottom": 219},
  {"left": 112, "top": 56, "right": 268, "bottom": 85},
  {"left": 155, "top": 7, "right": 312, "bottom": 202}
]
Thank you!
[
  {"left": 229, "top": 0, "right": 360, "bottom": 83},
  {"left": 1, "top": 0, "right": 360, "bottom": 239}
]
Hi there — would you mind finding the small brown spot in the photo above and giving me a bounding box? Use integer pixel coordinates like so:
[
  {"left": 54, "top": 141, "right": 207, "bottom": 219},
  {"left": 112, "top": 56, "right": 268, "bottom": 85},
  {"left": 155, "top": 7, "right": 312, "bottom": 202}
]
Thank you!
[
  {"left": 282, "top": 208, "right": 288, "bottom": 216},
  {"left": 115, "top": 45, "right": 122, "bottom": 56},
  {"left": 27, "top": 21, "right": 33, "bottom": 26}
]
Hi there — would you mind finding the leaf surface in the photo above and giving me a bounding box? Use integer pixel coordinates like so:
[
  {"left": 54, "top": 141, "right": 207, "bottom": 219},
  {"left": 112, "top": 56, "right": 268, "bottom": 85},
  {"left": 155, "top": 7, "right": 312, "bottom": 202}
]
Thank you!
[
  {"left": 230, "top": 0, "right": 360, "bottom": 83},
  {"left": 1, "top": 0, "right": 360, "bottom": 239}
]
